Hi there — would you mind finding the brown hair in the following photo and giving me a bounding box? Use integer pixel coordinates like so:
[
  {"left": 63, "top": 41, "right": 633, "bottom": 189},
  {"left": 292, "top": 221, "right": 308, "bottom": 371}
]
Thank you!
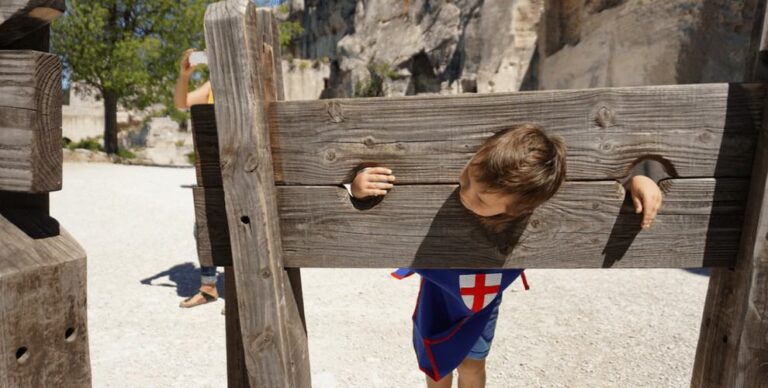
[{"left": 470, "top": 123, "right": 567, "bottom": 215}]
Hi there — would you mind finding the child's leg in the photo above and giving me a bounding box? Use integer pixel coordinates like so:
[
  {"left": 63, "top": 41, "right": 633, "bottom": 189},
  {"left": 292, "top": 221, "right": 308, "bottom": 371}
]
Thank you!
[
  {"left": 456, "top": 299, "right": 501, "bottom": 388},
  {"left": 456, "top": 358, "right": 486, "bottom": 388},
  {"left": 426, "top": 372, "right": 453, "bottom": 388}
]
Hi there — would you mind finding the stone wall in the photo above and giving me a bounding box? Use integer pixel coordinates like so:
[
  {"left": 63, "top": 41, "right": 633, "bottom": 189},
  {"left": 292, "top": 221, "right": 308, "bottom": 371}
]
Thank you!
[{"left": 282, "top": 59, "right": 330, "bottom": 100}]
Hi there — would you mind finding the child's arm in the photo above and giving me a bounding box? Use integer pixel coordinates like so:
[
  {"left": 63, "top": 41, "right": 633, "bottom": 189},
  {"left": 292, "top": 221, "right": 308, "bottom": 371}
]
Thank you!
[
  {"left": 347, "top": 167, "right": 395, "bottom": 199},
  {"left": 622, "top": 160, "right": 668, "bottom": 229}
]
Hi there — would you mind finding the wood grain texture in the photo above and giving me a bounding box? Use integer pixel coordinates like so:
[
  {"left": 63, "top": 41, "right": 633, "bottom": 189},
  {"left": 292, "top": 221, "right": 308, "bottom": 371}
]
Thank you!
[
  {"left": 192, "top": 179, "right": 747, "bottom": 269},
  {"left": 0, "top": 50, "right": 62, "bottom": 192},
  {"left": 224, "top": 268, "right": 250, "bottom": 388},
  {"left": 268, "top": 83, "right": 765, "bottom": 185},
  {"left": 193, "top": 186, "right": 231, "bottom": 267},
  {"left": 0, "top": 210, "right": 90, "bottom": 388},
  {"left": 692, "top": 8, "right": 768, "bottom": 383},
  {"left": 279, "top": 179, "right": 747, "bottom": 269},
  {"left": 204, "top": 2, "right": 310, "bottom": 387},
  {"left": 692, "top": 127, "right": 768, "bottom": 387},
  {"left": 191, "top": 104, "right": 222, "bottom": 188},
  {"left": 0, "top": 0, "right": 64, "bottom": 47}
]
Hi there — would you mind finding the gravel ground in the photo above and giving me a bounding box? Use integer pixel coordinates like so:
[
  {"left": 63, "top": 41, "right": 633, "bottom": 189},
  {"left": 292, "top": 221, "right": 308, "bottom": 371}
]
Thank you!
[{"left": 50, "top": 162, "right": 710, "bottom": 388}]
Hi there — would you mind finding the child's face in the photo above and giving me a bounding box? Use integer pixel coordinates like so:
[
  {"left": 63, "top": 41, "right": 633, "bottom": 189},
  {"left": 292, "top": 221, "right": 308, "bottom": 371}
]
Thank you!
[{"left": 459, "top": 164, "right": 526, "bottom": 218}]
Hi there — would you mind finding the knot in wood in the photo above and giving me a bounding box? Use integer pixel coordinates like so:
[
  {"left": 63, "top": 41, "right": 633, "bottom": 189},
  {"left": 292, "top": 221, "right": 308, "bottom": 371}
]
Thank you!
[
  {"left": 327, "top": 101, "right": 345, "bottom": 123},
  {"left": 363, "top": 137, "right": 376, "bottom": 148},
  {"left": 252, "top": 330, "right": 274, "bottom": 352},
  {"left": 325, "top": 149, "right": 337, "bottom": 161},
  {"left": 595, "top": 106, "right": 615, "bottom": 128},
  {"left": 245, "top": 156, "right": 259, "bottom": 173},
  {"left": 260, "top": 268, "right": 271, "bottom": 278}
]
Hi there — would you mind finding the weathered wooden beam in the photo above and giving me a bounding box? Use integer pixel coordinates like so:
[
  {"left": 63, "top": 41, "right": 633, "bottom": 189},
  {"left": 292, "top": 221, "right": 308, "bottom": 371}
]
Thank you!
[
  {"left": 192, "top": 186, "right": 231, "bottom": 267},
  {"left": 279, "top": 179, "right": 746, "bottom": 269},
  {"left": 692, "top": 3, "right": 768, "bottom": 383},
  {"left": 190, "top": 104, "right": 222, "bottom": 188},
  {"left": 692, "top": 120, "right": 768, "bottom": 387},
  {"left": 0, "top": 0, "right": 64, "bottom": 47},
  {"left": 268, "top": 83, "right": 765, "bottom": 185},
  {"left": 0, "top": 50, "right": 62, "bottom": 193},
  {"left": 205, "top": 2, "right": 310, "bottom": 387},
  {"left": 193, "top": 178, "right": 746, "bottom": 269},
  {"left": 0, "top": 210, "right": 90, "bottom": 387},
  {"left": 224, "top": 268, "right": 250, "bottom": 388}
]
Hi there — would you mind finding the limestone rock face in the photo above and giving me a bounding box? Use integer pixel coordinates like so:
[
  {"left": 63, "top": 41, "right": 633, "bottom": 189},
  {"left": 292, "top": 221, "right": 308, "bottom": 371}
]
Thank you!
[
  {"left": 535, "top": 0, "right": 761, "bottom": 89},
  {"left": 292, "top": 0, "right": 758, "bottom": 97},
  {"left": 293, "top": 0, "right": 543, "bottom": 97},
  {"left": 474, "top": 0, "right": 543, "bottom": 93}
]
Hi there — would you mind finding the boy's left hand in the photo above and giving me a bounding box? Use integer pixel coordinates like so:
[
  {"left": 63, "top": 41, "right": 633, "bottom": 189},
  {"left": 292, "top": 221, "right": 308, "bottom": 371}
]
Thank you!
[{"left": 626, "top": 175, "right": 663, "bottom": 229}]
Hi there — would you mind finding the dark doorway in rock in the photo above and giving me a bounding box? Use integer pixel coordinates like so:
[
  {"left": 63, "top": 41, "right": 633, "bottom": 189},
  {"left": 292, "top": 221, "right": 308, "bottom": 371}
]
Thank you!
[{"left": 409, "top": 52, "right": 441, "bottom": 94}]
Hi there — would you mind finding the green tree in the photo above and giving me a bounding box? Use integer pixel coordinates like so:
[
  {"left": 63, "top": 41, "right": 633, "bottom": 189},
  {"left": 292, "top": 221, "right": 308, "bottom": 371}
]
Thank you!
[{"left": 52, "top": 0, "right": 213, "bottom": 154}]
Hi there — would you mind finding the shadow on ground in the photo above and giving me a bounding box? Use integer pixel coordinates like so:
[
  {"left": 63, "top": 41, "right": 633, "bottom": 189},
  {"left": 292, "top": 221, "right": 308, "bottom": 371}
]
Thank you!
[
  {"left": 140, "top": 262, "right": 226, "bottom": 299},
  {"left": 683, "top": 268, "right": 712, "bottom": 276}
]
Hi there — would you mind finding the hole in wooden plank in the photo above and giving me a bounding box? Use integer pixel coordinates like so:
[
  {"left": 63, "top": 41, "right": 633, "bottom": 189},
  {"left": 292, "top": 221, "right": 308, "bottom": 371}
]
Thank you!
[
  {"left": 240, "top": 216, "right": 250, "bottom": 224},
  {"left": 16, "top": 347, "right": 29, "bottom": 364},
  {"left": 65, "top": 327, "right": 77, "bottom": 342}
]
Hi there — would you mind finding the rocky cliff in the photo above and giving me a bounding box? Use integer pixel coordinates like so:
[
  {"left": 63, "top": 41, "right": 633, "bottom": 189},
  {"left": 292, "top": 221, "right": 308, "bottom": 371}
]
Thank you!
[
  {"left": 287, "top": 0, "right": 761, "bottom": 97},
  {"left": 535, "top": 0, "right": 761, "bottom": 89},
  {"left": 289, "top": 0, "right": 543, "bottom": 97}
]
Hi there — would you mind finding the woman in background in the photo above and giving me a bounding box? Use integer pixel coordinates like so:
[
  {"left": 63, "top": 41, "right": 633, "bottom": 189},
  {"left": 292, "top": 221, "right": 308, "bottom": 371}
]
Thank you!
[{"left": 174, "top": 48, "right": 218, "bottom": 309}]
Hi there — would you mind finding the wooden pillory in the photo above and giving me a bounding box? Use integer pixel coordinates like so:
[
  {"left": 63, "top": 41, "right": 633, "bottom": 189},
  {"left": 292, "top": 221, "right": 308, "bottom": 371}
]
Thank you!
[
  {"left": 192, "top": 1, "right": 768, "bottom": 387},
  {"left": 0, "top": 1, "right": 91, "bottom": 387}
]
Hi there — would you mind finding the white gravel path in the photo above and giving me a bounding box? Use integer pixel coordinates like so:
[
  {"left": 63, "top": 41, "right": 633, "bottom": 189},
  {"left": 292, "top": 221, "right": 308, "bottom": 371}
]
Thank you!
[{"left": 50, "top": 162, "right": 710, "bottom": 388}]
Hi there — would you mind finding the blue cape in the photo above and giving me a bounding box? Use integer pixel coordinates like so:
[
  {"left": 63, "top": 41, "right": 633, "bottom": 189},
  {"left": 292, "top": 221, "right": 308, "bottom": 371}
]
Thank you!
[{"left": 393, "top": 268, "right": 524, "bottom": 381}]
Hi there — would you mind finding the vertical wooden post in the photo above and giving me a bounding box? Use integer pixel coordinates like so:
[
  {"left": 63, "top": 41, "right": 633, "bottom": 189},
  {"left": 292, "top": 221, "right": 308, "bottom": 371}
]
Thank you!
[
  {"left": 204, "top": 2, "right": 310, "bottom": 387},
  {"left": 224, "top": 268, "right": 250, "bottom": 388},
  {"left": 692, "top": 3, "right": 768, "bottom": 386}
]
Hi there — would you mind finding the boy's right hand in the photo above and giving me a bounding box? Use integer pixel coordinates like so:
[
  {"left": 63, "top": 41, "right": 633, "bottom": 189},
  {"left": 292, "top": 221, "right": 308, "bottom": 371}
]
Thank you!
[
  {"left": 179, "top": 48, "right": 196, "bottom": 78},
  {"left": 351, "top": 167, "right": 395, "bottom": 198}
]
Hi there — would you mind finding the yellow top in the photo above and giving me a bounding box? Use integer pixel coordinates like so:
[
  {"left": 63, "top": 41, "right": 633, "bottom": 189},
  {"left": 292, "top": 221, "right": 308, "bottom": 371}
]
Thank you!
[{"left": 207, "top": 89, "right": 214, "bottom": 104}]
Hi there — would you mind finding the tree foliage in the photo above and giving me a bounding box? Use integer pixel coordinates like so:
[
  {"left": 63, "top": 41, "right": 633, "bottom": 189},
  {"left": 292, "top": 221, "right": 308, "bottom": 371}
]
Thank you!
[{"left": 52, "top": 0, "right": 213, "bottom": 152}]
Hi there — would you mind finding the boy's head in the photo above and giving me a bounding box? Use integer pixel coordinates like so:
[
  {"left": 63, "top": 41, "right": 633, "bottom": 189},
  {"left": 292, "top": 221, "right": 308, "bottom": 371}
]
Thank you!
[{"left": 459, "top": 124, "right": 567, "bottom": 222}]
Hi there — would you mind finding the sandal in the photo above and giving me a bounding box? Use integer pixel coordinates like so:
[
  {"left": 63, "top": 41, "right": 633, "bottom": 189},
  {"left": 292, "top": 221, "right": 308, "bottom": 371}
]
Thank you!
[{"left": 179, "top": 289, "right": 218, "bottom": 308}]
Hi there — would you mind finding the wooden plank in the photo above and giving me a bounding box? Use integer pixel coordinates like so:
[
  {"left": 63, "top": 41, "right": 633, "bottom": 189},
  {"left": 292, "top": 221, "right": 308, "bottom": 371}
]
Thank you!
[
  {"left": 0, "top": 211, "right": 90, "bottom": 387},
  {"left": 692, "top": 6, "right": 768, "bottom": 384},
  {"left": 0, "top": 0, "right": 63, "bottom": 47},
  {"left": 0, "top": 192, "right": 47, "bottom": 212},
  {"left": 692, "top": 121, "right": 768, "bottom": 386},
  {"left": 191, "top": 104, "right": 223, "bottom": 188},
  {"left": 745, "top": 0, "right": 768, "bottom": 81},
  {"left": 193, "top": 186, "right": 231, "bottom": 267},
  {"left": 268, "top": 83, "right": 765, "bottom": 185},
  {"left": 0, "top": 23, "right": 48, "bottom": 51},
  {"left": 193, "top": 178, "right": 748, "bottom": 269},
  {"left": 204, "top": 2, "right": 310, "bottom": 387},
  {"left": 224, "top": 267, "right": 249, "bottom": 388},
  {"left": 0, "top": 50, "right": 62, "bottom": 193},
  {"left": 276, "top": 179, "right": 747, "bottom": 269}
]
